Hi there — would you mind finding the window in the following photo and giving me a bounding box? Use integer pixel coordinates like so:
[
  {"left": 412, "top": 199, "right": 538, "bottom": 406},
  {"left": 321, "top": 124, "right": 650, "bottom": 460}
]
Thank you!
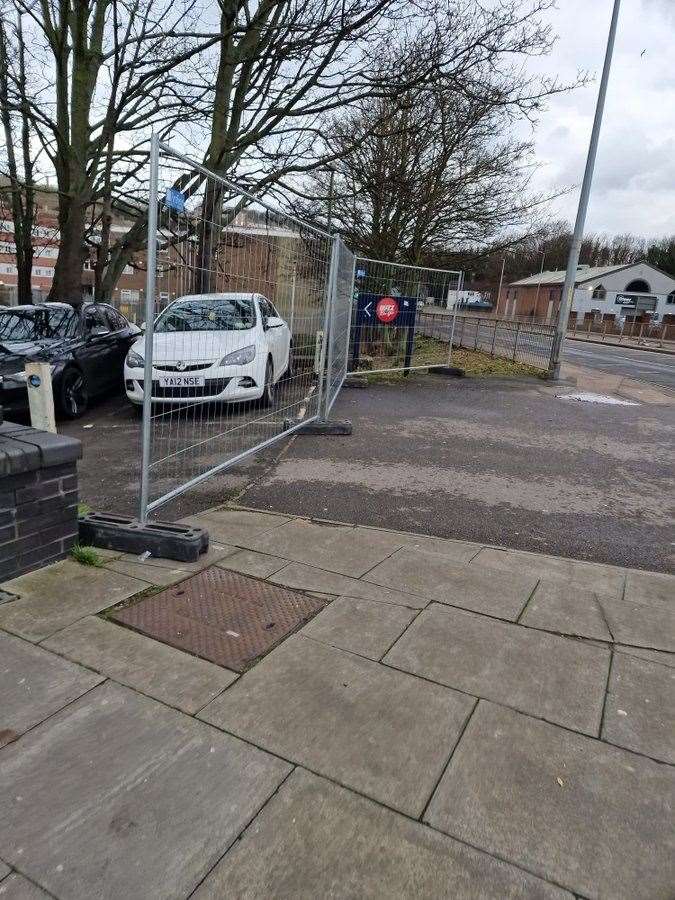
[
  {"left": 120, "top": 289, "right": 140, "bottom": 303},
  {"left": 103, "top": 307, "right": 128, "bottom": 331},
  {"left": 592, "top": 284, "right": 606, "bottom": 300},
  {"left": 667, "top": 291, "right": 675, "bottom": 305},
  {"left": 83, "top": 306, "right": 109, "bottom": 332},
  {"left": 625, "top": 278, "right": 650, "bottom": 293}
]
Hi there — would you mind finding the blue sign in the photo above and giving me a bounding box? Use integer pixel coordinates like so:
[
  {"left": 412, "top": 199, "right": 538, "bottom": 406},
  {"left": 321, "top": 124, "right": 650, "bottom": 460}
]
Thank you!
[
  {"left": 355, "top": 292, "right": 418, "bottom": 327},
  {"left": 165, "top": 187, "right": 186, "bottom": 213},
  {"left": 356, "top": 268, "right": 367, "bottom": 278}
]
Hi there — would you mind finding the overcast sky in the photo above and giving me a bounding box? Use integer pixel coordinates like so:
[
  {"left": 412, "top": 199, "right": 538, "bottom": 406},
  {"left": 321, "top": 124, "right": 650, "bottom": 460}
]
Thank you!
[{"left": 527, "top": 0, "right": 675, "bottom": 239}]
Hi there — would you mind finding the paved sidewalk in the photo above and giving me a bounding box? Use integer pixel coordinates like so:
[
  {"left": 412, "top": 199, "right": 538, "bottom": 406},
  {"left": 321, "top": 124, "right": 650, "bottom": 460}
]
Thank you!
[{"left": 0, "top": 506, "right": 673, "bottom": 899}]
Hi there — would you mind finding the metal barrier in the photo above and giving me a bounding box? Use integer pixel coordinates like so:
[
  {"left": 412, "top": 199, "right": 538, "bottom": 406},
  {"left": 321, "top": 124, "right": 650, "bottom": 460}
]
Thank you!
[
  {"left": 417, "top": 310, "right": 556, "bottom": 370},
  {"left": 139, "top": 138, "right": 337, "bottom": 518},
  {"left": 347, "top": 258, "right": 461, "bottom": 375}
]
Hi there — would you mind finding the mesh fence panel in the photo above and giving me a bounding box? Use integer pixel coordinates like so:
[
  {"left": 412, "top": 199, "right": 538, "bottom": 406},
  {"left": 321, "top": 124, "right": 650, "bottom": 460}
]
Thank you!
[
  {"left": 347, "top": 258, "right": 461, "bottom": 374},
  {"left": 325, "top": 238, "right": 355, "bottom": 415},
  {"left": 139, "top": 143, "right": 334, "bottom": 515}
]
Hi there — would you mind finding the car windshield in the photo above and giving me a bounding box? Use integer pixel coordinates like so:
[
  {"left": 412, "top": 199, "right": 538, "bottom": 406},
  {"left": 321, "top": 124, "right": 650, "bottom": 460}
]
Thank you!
[
  {"left": 154, "top": 297, "right": 256, "bottom": 333},
  {"left": 0, "top": 307, "right": 79, "bottom": 343}
]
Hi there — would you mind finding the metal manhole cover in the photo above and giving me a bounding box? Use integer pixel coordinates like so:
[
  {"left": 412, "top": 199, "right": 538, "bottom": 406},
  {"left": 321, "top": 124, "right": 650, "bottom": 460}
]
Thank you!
[{"left": 110, "top": 567, "right": 325, "bottom": 671}]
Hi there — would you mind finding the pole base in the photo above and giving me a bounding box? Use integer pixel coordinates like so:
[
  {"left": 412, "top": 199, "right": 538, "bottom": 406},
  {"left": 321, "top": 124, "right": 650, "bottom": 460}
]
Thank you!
[
  {"left": 78, "top": 512, "right": 208, "bottom": 562},
  {"left": 344, "top": 375, "right": 369, "bottom": 388},
  {"left": 294, "top": 419, "right": 353, "bottom": 436}
]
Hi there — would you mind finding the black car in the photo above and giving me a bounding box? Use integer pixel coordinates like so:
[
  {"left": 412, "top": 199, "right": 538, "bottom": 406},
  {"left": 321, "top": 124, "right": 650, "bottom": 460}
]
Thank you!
[{"left": 0, "top": 302, "right": 140, "bottom": 418}]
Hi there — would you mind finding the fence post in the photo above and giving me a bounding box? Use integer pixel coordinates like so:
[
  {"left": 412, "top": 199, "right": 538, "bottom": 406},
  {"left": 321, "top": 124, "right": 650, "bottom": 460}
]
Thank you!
[
  {"left": 490, "top": 319, "right": 498, "bottom": 357},
  {"left": 474, "top": 317, "right": 479, "bottom": 350},
  {"left": 638, "top": 323, "right": 644, "bottom": 341},
  {"left": 659, "top": 324, "right": 665, "bottom": 348},
  {"left": 139, "top": 132, "right": 160, "bottom": 524},
  {"left": 602, "top": 322, "right": 607, "bottom": 341},
  {"left": 317, "top": 235, "right": 340, "bottom": 421},
  {"left": 513, "top": 323, "right": 521, "bottom": 361},
  {"left": 573, "top": 318, "right": 577, "bottom": 336}
]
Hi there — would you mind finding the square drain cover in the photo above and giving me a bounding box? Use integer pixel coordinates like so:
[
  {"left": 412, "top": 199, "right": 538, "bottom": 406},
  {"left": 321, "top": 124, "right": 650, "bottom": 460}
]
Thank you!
[{"left": 110, "top": 566, "right": 324, "bottom": 671}]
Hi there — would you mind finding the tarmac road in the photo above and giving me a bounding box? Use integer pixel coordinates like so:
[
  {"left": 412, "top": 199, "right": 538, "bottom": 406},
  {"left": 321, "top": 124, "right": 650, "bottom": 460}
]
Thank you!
[{"left": 562, "top": 340, "right": 675, "bottom": 390}]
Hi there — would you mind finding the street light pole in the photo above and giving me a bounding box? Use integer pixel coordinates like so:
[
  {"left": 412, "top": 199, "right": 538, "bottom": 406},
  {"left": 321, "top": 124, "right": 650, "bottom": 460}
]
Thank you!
[
  {"left": 534, "top": 250, "right": 546, "bottom": 318},
  {"left": 549, "top": 0, "right": 621, "bottom": 379},
  {"left": 497, "top": 256, "right": 507, "bottom": 315}
]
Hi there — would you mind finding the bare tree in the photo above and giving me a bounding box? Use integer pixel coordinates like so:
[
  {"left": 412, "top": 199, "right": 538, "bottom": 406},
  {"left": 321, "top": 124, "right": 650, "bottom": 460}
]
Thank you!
[
  {"left": 292, "top": 1, "right": 583, "bottom": 264},
  {"left": 0, "top": 8, "right": 37, "bottom": 303}
]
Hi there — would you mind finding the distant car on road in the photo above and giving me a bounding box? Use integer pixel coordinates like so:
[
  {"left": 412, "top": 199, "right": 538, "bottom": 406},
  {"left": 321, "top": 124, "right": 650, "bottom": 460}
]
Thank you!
[
  {"left": 124, "top": 292, "right": 292, "bottom": 409},
  {"left": 0, "top": 302, "right": 140, "bottom": 418}
]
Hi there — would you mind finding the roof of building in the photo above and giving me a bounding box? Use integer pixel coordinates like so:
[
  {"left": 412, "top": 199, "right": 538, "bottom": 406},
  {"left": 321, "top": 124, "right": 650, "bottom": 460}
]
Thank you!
[{"left": 509, "top": 263, "right": 636, "bottom": 287}]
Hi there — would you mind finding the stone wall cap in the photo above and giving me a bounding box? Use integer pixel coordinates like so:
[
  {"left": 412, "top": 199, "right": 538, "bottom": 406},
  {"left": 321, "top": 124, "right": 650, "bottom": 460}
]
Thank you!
[{"left": 0, "top": 421, "right": 82, "bottom": 476}]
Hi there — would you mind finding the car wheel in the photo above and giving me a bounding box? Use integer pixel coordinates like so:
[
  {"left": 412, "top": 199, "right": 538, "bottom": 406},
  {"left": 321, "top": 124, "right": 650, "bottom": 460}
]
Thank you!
[
  {"left": 59, "top": 368, "right": 89, "bottom": 419},
  {"left": 260, "top": 358, "right": 275, "bottom": 406}
]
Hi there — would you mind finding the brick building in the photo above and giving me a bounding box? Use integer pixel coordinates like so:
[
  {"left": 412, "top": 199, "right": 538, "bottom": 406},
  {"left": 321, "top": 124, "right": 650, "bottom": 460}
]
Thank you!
[{"left": 497, "top": 261, "right": 675, "bottom": 325}]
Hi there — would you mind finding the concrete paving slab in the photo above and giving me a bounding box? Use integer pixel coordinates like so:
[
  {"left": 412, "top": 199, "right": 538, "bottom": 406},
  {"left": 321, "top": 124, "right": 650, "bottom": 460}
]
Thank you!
[
  {"left": 199, "top": 635, "right": 475, "bottom": 816},
  {"left": 364, "top": 549, "right": 537, "bottom": 620},
  {"left": 194, "top": 768, "right": 571, "bottom": 900},
  {"left": 598, "top": 595, "right": 675, "bottom": 653},
  {"left": 0, "top": 561, "right": 146, "bottom": 642},
  {"left": 0, "top": 631, "right": 102, "bottom": 747},
  {"left": 113, "top": 540, "right": 235, "bottom": 574},
  {"left": 0, "top": 681, "right": 291, "bottom": 900},
  {"left": 216, "top": 548, "right": 288, "bottom": 579},
  {"left": 42, "top": 616, "right": 237, "bottom": 714},
  {"left": 471, "top": 548, "right": 626, "bottom": 597},
  {"left": 269, "top": 562, "right": 429, "bottom": 609},
  {"left": 624, "top": 570, "right": 674, "bottom": 607},
  {"left": 384, "top": 604, "right": 609, "bottom": 734},
  {"left": 0, "top": 873, "right": 51, "bottom": 898},
  {"left": 0, "top": 862, "right": 8, "bottom": 882},
  {"left": 359, "top": 527, "right": 482, "bottom": 564},
  {"left": 602, "top": 653, "right": 675, "bottom": 763},
  {"left": 241, "top": 518, "right": 408, "bottom": 577},
  {"left": 181, "top": 508, "right": 292, "bottom": 544},
  {"left": 520, "top": 583, "right": 613, "bottom": 641},
  {"left": 301, "top": 596, "right": 417, "bottom": 660},
  {"left": 615, "top": 644, "right": 675, "bottom": 668},
  {"left": 102, "top": 557, "right": 194, "bottom": 586},
  {"left": 425, "top": 702, "right": 675, "bottom": 900}
]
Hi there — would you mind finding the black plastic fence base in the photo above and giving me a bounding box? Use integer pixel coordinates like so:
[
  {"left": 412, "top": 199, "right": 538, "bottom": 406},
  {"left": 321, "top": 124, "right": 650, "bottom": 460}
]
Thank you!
[
  {"left": 78, "top": 512, "right": 209, "bottom": 562},
  {"left": 428, "top": 366, "right": 465, "bottom": 378},
  {"left": 295, "top": 419, "right": 353, "bottom": 436}
]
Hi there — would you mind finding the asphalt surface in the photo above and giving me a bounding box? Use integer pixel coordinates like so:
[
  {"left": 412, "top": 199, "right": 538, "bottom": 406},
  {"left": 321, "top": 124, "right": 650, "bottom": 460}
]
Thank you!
[
  {"left": 57, "top": 339, "right": 674, "bottom": 574},
  {"left": 236, "top": 373, "right": 675, "bottom": 573},
  {"left": 563, "top": 340, "right": 675, "bottom": 390}
]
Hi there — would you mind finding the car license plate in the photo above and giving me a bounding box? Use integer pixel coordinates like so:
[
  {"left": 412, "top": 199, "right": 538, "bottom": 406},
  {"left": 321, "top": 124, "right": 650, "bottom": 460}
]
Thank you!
[{"left": 158, "top": 375, "right": 205, "bottom": 387}]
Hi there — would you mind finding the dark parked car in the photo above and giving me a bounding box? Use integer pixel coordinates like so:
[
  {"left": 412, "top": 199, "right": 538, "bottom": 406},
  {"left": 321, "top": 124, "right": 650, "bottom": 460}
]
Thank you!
[{"left": 0, "top": 302, "right": 140, "bottom": 418}]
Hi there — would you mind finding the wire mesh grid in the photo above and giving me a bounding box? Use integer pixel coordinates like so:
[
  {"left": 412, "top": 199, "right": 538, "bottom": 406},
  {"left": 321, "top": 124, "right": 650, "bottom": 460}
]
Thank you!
[
  {"left": 347, "top": 258, "right": 461, "bottom": 375},
  {"left": 325, "top": 238, "right": 355, "bottom": 415},
  {"left": 139, "top": 143, "right": 334, "bottom": 514}
]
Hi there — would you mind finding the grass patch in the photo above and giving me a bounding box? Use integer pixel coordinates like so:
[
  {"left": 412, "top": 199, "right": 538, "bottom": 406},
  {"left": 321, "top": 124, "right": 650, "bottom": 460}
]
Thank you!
[
  {"left": 77, "top": 502, "right": 92, "bottom": 516},
  {"left": 353, "top": 334, "right": 546, "bottom": 381},
  {"left": 70, "top": 544, "right": 105, "bottom": 567}
]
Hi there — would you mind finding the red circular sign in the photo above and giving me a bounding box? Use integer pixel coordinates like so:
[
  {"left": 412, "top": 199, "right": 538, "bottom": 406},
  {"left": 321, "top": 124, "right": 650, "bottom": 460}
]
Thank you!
[{"left": 376, "top": 296, "right": 399, "bottom": 323}]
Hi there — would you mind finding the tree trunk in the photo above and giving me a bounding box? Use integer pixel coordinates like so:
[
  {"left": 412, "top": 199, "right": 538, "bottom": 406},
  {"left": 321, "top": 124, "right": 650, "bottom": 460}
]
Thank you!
[
  {"left": 49, "top": 199, "right": 87, "bottom": 305},
  {"left": 192, "top": 179, "right": 224, "bottom": 294}
]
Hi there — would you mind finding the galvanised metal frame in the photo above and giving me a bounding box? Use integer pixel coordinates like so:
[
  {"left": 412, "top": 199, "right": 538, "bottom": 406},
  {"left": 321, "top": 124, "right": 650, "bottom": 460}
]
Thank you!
[{"left": 139, "top": 139, "right": 336, "bottom": 521}]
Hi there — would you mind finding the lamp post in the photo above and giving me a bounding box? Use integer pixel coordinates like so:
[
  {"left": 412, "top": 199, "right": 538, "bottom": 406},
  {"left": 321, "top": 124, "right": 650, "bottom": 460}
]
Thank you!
[
  {"left": 549, "top": 0, "right": 621, "bottom": 378},
  {"left": 534, "top": 250, "right": 546, "bottom": 318}
]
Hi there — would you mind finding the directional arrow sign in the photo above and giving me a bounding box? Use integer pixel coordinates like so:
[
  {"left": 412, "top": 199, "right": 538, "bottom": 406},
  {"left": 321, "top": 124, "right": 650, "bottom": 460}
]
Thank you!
[{"left": 363, "top": 301, "right": 373, "bottom": 318}]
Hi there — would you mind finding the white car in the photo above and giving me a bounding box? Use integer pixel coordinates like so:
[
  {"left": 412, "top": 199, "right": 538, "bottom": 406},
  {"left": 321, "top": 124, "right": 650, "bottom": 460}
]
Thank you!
[{"left": 124, "top": 292, "right": 292, "bottom": 407}]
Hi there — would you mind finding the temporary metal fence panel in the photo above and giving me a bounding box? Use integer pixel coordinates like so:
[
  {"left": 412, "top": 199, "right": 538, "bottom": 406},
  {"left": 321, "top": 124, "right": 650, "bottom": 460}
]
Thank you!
[
  {"left": 324, "top": 237, "right": 355, "bottom": 416},
  {"left": 139, "top": 139, "right": 335, "bottom": 517},
  {"left": 347, "top": 258, "right": 461, "bottom": 375}
]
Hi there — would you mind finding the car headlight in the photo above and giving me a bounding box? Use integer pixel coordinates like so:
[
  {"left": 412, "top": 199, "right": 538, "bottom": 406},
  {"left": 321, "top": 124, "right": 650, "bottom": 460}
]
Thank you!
[
  {"left": 219, "top": 345, "right": 256, "bottom": 366},
  {"left": 126, "top": 350, "right": 144, "bottom": 368}
]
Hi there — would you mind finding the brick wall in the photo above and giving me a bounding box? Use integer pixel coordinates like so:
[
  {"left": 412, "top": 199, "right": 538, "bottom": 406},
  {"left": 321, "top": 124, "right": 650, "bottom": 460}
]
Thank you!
[{"left": 0, "top": 424, "right": 81, "bottom": 581}]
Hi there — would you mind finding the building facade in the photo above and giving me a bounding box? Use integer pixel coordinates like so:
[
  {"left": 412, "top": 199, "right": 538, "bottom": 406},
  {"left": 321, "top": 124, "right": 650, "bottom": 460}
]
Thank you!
[{"left": 497, "top": 262, "right": 675, "bottom": 325}]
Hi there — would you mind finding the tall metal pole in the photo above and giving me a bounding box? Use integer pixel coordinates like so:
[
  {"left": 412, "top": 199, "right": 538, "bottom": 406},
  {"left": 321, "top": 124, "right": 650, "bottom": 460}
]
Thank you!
[
  {"left": 497, "top": 256, "right": 507, "bottom": 315},
  {"left": 139, "top": 132, "right": 160, "bottom": 522},
  {"left": 549, "top": 0, "right": 621, "bottom": 378},
  {"left": 327, "top": 167, "right": 335, "bottom": 234},
  {"left": 534, "top": 250, "right": 546, "bottom": 318}
]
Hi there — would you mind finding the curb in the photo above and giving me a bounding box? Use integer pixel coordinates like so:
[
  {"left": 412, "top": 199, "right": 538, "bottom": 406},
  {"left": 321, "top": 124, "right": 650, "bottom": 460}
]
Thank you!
[{"left": 566, "top": 335, "right": 675, "bottom": 356}]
